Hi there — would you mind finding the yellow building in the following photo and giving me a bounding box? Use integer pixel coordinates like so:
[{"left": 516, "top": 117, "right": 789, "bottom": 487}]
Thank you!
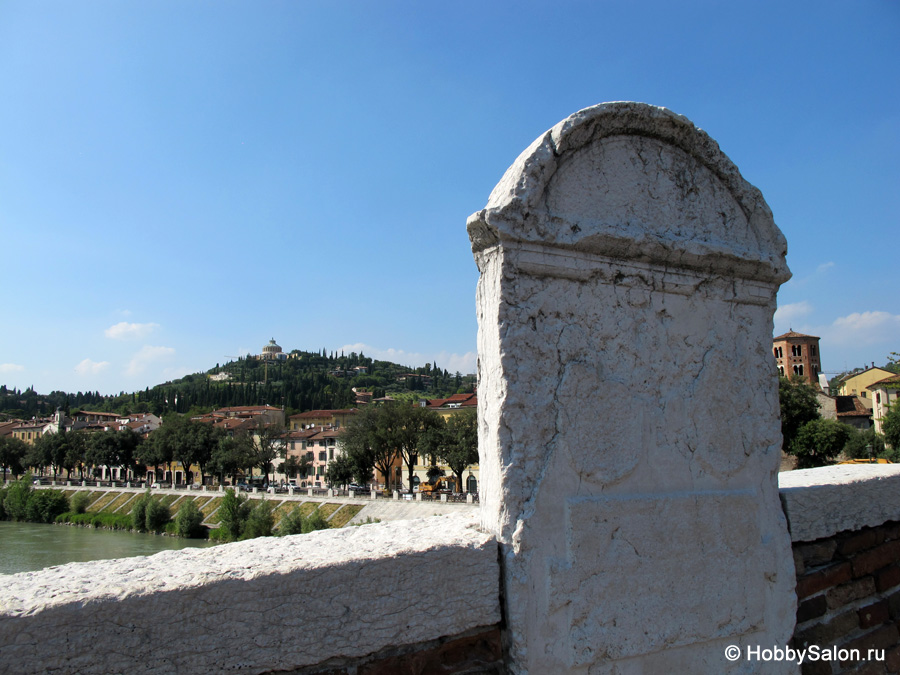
[{"left": 837, "top": 367, "right": 896, "bottom": 400}]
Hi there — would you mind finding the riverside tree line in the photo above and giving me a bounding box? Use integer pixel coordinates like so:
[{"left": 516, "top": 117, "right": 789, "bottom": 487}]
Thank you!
[{"left": 0, "top": 404, "right": 479, "bottom": 493}]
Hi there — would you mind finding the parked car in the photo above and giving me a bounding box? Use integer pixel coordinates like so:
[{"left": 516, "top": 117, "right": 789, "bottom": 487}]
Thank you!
[{"left": 349, "top": 483, "right": 370, "bottom": 494}]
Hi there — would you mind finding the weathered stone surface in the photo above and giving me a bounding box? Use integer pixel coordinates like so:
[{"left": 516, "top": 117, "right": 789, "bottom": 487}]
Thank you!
[
  {"left": 470, "top": 102, "right": 795, "bottom": 673},
  {"left": 779, "top": 465, "right": 900, "bottom": 543},
  {"left": 0, "top": 513, "right": 500, "bottom": 674}
]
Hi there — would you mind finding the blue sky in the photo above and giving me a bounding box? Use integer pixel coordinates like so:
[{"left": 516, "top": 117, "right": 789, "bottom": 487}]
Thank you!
[{"left": 1, "top": 1, "right": 898, "bottom": 395}]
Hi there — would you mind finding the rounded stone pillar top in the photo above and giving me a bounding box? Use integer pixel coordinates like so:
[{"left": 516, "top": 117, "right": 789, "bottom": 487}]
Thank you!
[{"left": 467, "top": 101, "right": 790, "bottom": 284}]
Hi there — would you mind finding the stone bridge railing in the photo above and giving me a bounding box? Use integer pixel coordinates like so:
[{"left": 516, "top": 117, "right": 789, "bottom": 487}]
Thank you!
[
  {"left": 2, "top": 466, "right": 900, "bottom": 674},
  {"left": 3, "top": 103, "right": 895, "bottom": 674}
]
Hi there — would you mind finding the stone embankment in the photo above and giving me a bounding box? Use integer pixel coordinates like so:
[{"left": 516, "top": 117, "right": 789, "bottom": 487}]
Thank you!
[{"left": 26, "top": 483, "right": 476, "bottom": 529}]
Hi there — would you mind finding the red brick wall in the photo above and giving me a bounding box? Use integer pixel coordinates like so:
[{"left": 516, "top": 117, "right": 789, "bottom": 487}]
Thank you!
[{"left": 793, "top": 521, "right": 900, "bottom": 674}]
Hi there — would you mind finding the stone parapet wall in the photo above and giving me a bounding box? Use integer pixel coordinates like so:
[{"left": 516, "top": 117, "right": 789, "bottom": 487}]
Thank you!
[
  {"left": 0, "top": 514, "right": 500, "bottom": 675},
  {"left": 791, "top": 521, "right": 900, "bottom": 674},
  {"left": 271, "top": 627, "right": 503, "bottom": 675},
  {"left": 782, "top": 466, "right": 900, "bottom": 674}
]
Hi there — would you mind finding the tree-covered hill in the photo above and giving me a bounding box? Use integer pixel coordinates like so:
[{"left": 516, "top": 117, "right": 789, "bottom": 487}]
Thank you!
[{"left": 0, "top": 349, "right": 476, "bottom": 420}]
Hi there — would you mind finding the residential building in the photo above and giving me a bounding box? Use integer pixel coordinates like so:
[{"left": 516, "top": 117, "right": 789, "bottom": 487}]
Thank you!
[
  {"left": 203, "top": 405, "right": 285, "bottom": 427},
  {"left": 816, "top": 393, "right": 872, "bottom": 430},
  {"left": 284, "top": 425, "right": 343, "bottom": 488},
  {"left": 835, "top": 366, "right": 896, "bottom": 400},
  {"left": 288, "top": 409, "right": 358, "bottom": 431},
  {"left": 423, "top": 392, "right": 478, "bottom": 420},
  {"left": 870, "top": 374, "right": 900, "bottom": 439}
]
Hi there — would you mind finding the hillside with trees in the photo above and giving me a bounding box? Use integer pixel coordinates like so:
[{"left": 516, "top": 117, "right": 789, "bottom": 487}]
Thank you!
[{"left": 0, "top": 349, "right": 475, "bottom": 420}]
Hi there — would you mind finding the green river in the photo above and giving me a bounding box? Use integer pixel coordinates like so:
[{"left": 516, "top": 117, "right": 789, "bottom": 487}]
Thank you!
[{"left": 0, "top": 521, "right": 216, "bottom": 575}]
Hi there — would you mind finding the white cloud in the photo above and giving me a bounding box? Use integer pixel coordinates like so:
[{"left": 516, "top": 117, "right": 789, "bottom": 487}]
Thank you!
[
  {"left": 784, "top": 261, "right": 835, "bottom": 288},
  {"left": 74, "top": 358, "right": 110, "bottom": 376},
  {"left": 105, "top": 322, "right": 159, "bottom": 340},
  {"left": 161, "top": 366, "right": 194, "bottom": 381},
  {"left": 827, "top": 311, "right": 900, "bottom": 346},
  {"left": 774, "top": 301, "right": 813, "bottom": 329},
  {"left": 126, "top": 345, "right": 176, "bottom": 376},
  {"left": 0, "top": 363, "right": 25, "bottom": 374},
  {"left": 338, "top": 343, "right": 477, "bottom": 375}
]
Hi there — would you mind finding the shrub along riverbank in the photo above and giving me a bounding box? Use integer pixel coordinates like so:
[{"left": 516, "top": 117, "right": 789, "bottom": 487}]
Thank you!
[{"left": 1, "top": 477, "right": 360, "bottom": 542}]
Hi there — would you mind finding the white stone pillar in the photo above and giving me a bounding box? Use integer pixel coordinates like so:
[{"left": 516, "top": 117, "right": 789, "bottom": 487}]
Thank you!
[{"left": 469, "top": 102, "right": 795, "bottom": 673}]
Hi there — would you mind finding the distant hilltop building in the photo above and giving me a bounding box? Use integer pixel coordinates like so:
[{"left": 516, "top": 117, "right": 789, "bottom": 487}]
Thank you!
[
  {"left": 773, "top": 330, "right": 821, "bottom": 385},
  {"left": 259, "top": 338, "right": 287, "bottom": 362}
]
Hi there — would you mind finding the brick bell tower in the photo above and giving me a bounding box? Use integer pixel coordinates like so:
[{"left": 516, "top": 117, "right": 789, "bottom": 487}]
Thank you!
[{"left": 773, "top": 330, "right": 821, "bottom": 384}]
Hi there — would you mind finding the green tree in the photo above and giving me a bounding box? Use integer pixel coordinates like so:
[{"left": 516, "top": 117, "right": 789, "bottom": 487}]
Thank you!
[
  {"left": 779, "top": 376, "right": 821, "bottom": 452},
  {"left": 253, "top": 423, "right": 286, "bottom": 486},
  {"left": 64, "top": 432, "right": 88, "bottom": 480},
  {"left": 35, "top": 430, "right": 76, "bottom": 481},
  {"left": 276, "top": 508, "right": 306, "bottom": 535},
  {"left": 187, "top": 421, "right": 222, "bottom": 485},
  {"left": 144, "top": 499, "right": 171, "bottom": 532},
  {"left": 0, "top": 436, "right": 27, "bottom": 481},
  {"left": 85, "top": 430, "right": 122, "bottom": 481},
  {"left": 394, "top": 405, "right": 442, "bottom": 492},
  {"left": 140, "top": 429, "right": 173, "bottom": 485},
  {"left": 301, "top": 509, "right": 330, "bottom": 533},
  {"left": 439, "top": 408, "right": 479, "bottom": 492},
  {"left": 790, "top": 418, "right": 853, "bottom": 469},
  {"left": 243, "top": 499, "right": 275, "bottom": 539},
  {"left": 324, "top": 453, "right": 354, "bottom": 487},
  {"left": 131, "top": 491, "right": 153, "bottom": 531},
  {"left": 843, "top": 427, "right": 886, "bottom": 460},
  {"left": 210, "top": 431, "right": 255, "bottom": 486},
  {"left": 175, "top": 499, "right": 205, "bottom": 538},
  {"left": 3, "top": 475, "right": 33, "bottom": 520},
  {"left": 25, "top": 489, "right": 69, "bottom": 523},
  {"left": 24, "top": 440, "right": 51, "bottom": 478},
  {"left": 882, "top": 401, "right": 900, "bottom": 451},
  {"left": 341, "top": 405, "right": 393, "bottom": 490},
  {"left": 217, "top": 488, "right": 251, "bottom": 542},
  {"left": 71, "top": 491, "right": 91, "bottom": 514},
  {"left": 279, "top": 456, "right": 300, "bottom": 481}
]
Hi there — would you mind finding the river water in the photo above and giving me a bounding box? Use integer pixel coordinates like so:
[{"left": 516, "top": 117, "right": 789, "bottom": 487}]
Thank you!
[{"left": 0, "top": 521, "right": 216, "bottom": 575}]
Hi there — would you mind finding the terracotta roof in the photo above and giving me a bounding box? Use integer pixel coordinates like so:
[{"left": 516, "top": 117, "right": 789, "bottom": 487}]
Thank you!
[
  {"left": 289, "top": 409, "right": 358, "bottom": 419},
  {"left": 214, "top": 405, "right": 282, "bottom": 413},
  {"left": 426, "top": 393, "right": 477, "bottom": 408},
  {"left": 0, "top": 421, "right": 20, "bottom": 436},
  {"left": 773, "top": 331, "right": 820, "bottom": 341},
  {"left": 834, "top": 396, "right": 872, "bottom": 418},
  {"left": 871, "top": 374, "right": 900, "bottom": 389}
]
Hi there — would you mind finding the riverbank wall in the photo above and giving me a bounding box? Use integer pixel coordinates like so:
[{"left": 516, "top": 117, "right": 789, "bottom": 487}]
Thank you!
[{"left": 20, "top": 483, "right": 477, "bottom": 530}]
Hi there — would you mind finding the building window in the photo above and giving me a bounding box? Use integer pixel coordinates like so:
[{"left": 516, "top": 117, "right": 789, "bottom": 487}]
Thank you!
[
  {"left": 778, "top": 366, "right": 784, "bottom": 376},
  {"left": 876, "top": 393, "right": 881, "bottom": 404},
  {"left": 792, "top": 345, "right": 802, "bottom": 357},
  {"left": 318, "top": 451, "right": 326, "bottom": 462},
  {"left": 328, "top": 449, "right": 334, "bottom": 460}
]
